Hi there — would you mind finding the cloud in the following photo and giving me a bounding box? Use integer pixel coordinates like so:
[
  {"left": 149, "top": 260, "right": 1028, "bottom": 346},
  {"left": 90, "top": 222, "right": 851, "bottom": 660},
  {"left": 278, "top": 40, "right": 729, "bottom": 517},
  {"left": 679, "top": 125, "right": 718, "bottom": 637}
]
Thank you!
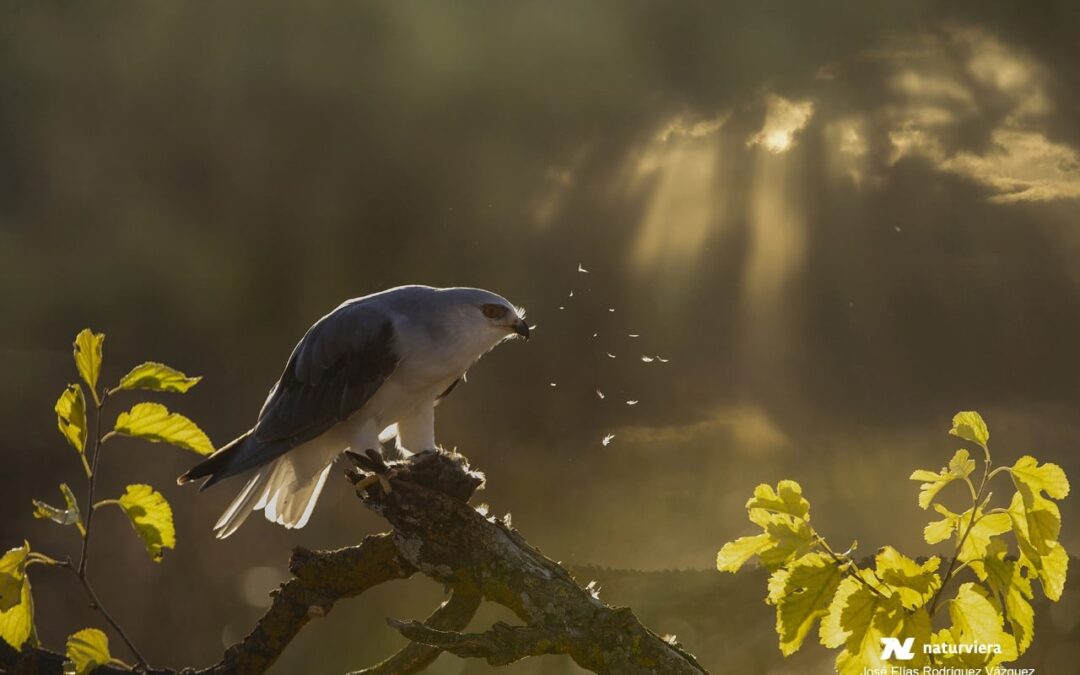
[
  {"left": 748, "top": 94, "right": 815, "bottom": 154},
  {"left": 874, "top": 26, "right": 1079, "bottom": 202},
  {"left": 943, "top": 129, "right": 1080, "bottom": 202}
]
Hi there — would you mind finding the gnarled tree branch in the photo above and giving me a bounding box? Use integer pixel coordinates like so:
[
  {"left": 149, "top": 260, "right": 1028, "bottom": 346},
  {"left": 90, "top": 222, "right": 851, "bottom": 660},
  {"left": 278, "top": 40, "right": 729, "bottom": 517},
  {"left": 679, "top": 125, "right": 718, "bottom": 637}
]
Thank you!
[
  {"left": 345, "top": 449, "right": 708, "bottom": 675},
  {"left": 1, "top": 449, "right": 709, "bottom": 675}
]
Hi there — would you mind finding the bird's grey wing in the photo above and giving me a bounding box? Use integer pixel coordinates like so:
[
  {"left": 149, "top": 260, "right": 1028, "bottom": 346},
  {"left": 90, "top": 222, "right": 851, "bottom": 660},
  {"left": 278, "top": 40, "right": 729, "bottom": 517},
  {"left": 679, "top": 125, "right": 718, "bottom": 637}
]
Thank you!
[
  {"left": 254, "top": 300, "right": 400, "bottom": 446},
  {"left": 179, "top": 299, "right": 400, "bottom": 488}
]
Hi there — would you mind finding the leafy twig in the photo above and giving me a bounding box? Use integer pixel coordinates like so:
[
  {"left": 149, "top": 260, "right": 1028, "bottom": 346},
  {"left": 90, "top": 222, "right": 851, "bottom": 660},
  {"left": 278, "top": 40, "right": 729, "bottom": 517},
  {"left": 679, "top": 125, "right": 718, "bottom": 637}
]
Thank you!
[
  {"left": 71, "top": 389, "right": 148, "bottom": 669},
  {"left": 927, "top": 449, "right": 993, "bottom": 618}
]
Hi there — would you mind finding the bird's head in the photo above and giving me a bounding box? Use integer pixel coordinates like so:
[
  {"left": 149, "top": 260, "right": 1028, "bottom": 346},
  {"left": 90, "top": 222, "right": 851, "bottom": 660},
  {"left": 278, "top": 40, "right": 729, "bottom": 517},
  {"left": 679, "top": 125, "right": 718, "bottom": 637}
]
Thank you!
[{"left": 439, "top": 287, "right": 530, "bottom": 343}]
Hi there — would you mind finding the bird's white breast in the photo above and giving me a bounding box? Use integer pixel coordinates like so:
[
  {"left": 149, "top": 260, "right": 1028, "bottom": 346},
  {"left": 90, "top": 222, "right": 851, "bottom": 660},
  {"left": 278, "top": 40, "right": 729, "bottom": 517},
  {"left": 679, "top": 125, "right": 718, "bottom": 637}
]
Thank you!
[{"left": 350, "top": 313, "right": 501, "bottom": 431}]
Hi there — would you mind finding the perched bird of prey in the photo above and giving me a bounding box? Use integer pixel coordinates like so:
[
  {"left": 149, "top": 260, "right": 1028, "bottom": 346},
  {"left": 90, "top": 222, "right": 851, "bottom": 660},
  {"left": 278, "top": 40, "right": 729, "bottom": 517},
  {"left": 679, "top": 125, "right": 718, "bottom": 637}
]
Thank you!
[{"left": 178, "top": 285, "right": 529, "bottom": 538}]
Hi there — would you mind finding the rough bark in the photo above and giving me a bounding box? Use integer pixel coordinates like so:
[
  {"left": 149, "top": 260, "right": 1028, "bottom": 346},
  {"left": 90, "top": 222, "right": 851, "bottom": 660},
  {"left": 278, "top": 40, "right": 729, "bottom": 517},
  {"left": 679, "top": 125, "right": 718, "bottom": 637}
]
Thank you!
[
  {"left": 1, "top": 449, "right": 709, "bottom": 675},
  {"left": 346, "top": 449, "right": 707, "bottom": 675}
]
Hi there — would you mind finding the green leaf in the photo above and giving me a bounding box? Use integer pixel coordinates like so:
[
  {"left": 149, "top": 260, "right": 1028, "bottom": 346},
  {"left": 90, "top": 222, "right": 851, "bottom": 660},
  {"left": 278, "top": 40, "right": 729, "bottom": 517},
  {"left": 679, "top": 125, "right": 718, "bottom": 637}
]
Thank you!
[
  {"left": 117, "top": 484, "right": 176, "bottom": 562},
  {"left": 948, "top": 411, "right": 989, "bottom": 449},
  {"left": 73, "top": 329, "right": 104, "bottom": 398},
  {"left": 745, "top": 480, "right": 810, "bottom": 519},
  {"left": 766, "top": 552, "right": 841, "bottom": 655},
  {"left": 113, "top": 402, "right": 214, "bottom": 456},
  {"left": 63, "top": 628, "right": 111, "bottom": 675},
  {"left": 32, "top": 483, "right": 83, "bottom": 532},
  {"left": 909, "top": 449, "right": 975, "bottom": 509},
  {"left": 716, "top": 533, "right": 772, "bottom": 573},
  {"left": 0, "top": 542, "right": 35, "bottom": 650},
  {"left": 117, "top": 362, "right": 201, "bottom": 394},
  {"left": 873, "top": 546, "right": 941, "bottom": 609},
  {"left": 55, "top": 385, "right": 88, "bottom": 455}
]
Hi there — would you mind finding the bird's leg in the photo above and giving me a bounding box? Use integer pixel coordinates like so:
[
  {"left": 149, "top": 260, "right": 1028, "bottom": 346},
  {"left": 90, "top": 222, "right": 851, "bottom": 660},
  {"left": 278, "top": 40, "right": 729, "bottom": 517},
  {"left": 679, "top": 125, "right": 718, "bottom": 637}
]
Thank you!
[{"left": 345, "top": 448, "right": 398, "bottom": 494}]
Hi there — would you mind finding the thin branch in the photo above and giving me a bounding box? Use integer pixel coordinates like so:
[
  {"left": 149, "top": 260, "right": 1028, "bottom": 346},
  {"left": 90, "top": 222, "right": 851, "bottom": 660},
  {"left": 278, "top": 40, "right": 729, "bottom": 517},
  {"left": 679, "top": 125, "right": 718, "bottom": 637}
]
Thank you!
[
  {"left": 71, "top": 569, "right": 149, "bottom": 669},
  {"left": 2, "top": 535, "right": 415, "bottom": 675},
  {"left": 813, "top": 533, "right": 888, "bottom": 599},
  {"left": 388, "top": 620, "right": 578, "bottom": 667},
  {"left": 928, "top": 452, "right": 994, "bottom": 617},
  {"left": 67, "top": 390, "right": 149, "bottom": 669},
  {"left": 77, "top": 390, "right": 108, "bottom": 577},
  {"left": 348, "top": 583, "right": 481, "bottom": 675}
]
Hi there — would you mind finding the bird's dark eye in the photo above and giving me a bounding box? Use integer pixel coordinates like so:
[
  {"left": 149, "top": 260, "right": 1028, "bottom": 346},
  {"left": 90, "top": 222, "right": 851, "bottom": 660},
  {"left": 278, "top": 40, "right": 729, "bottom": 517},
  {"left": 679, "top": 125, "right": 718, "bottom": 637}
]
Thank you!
[{"left": 482, "top": 304, "right": 508, "bottom": 319}]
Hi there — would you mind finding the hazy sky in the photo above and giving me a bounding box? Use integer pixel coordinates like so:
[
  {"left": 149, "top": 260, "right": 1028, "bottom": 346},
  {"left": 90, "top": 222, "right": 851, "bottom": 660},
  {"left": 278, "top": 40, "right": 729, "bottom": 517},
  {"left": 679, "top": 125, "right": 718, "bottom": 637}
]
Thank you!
[{"left": 1, "top": 1, "right": 1078, "bottom": 671}]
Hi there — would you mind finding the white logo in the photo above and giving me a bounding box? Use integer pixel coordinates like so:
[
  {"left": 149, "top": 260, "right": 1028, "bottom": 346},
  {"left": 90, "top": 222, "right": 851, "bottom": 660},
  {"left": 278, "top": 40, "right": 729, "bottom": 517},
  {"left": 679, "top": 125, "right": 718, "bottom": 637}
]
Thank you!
[{"left": 879, "top": 637, "right": 915, "bottom": 661}]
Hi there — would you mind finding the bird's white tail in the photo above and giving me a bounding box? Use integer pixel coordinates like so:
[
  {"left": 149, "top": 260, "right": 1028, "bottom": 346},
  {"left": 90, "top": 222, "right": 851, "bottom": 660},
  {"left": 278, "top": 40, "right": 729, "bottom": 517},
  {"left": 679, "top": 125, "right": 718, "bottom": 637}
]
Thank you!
[{"left": 213, "top": 436, "right": 340, "bottom": 539}]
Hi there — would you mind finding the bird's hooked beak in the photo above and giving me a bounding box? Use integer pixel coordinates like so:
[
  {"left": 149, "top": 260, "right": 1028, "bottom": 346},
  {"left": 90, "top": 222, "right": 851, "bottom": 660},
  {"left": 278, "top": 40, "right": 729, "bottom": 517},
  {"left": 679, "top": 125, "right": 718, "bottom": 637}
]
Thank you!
[{"left": 511, "top": 318, "right": 530, "bottom": 341}]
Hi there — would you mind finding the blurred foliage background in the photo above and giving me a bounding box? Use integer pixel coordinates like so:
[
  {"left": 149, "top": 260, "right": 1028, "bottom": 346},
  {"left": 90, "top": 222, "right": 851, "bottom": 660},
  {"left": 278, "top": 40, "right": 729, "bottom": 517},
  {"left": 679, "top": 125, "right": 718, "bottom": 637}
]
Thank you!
[{"left": 1, "top": 0, "right": 1078, "bottom": 672}]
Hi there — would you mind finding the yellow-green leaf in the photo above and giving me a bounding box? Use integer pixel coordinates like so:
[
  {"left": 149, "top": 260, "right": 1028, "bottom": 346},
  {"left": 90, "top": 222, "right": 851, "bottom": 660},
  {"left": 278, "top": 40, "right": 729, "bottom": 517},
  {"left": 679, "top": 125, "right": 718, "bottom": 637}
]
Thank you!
[
  {"left": 831, "top": 580, "right": 891, "bottom": 675},
  {"left": 745, "top": 480, "right": 810, "bottom": 519},
  {"left": 55, "top": 385, "right": 88, "bottom": 455},
  {"left": 1035, "top": 541, "right": 1068, "bottom": 603},
  {"left": 980, "top": 540, "right": 1035, "bottom": 654},
  {"left": 1009, "top": 455, "right": 1069, "bottom": 500},
  {"left": 819, "top": 575, "right": 861, "bottom": 649},
  {"left": 1008, "top": 479, "right": 1062, "bottom": 556},
  {"left": 32, "top": 483, "right": 83, "bottom": 532},
  {"left": 0, "top": 543, "right": 28, "bottom": 612},
  {"left": 939, "top": 583, "right": 1018, "bottom": 667},
  {"left": 117, "top": 362, "right": 201, "bottom": 394},
  {"left": 0, "top": 542, "right": 35, "bottom": 650},
  {"left": 924, "top": 504, "right": 957, "bottom": 544},
  {"left": 875, "top": 604, "right": 932, "bottom": 668},
  {"left": 950, "top": 582, "right": 1001, "bottom": 641},
  {"left": 767, "top": 552, "right": 841, "bottom": 655},
  {"left": 113, "top": 402, "right": 213, "bottom": 456},
  {"left": 73, "top": 330, "right": 104, "bottom": 398},
  {"left": 749, "top": 509, "right": 814, "bottom": 570},
  {"left": 716, "top": 533, "right": 771, "bottom": 573},
  {"left": 909, "top": 449, "right": 975, "bottom": 509},
  {"left": 1008, "top": 492, "right": 1067, "bottom": 601},
  {"left": 63, "top": 628, "right": 111, "bottom": 675},
  {"left": 874, "top": 546, "right": 941, "bottom": 609},
  {"left": 117, "top": 484, "right": 176, "bottom": 562},
  {"left": 949, "top": 411, "right": 989, "bottom": 449},
  {"left": 927, "top": 504, "right": 1010, "bottom": 563},
  {"left": 1008, "top": 456, "right": 1067, "bottom": 559}
]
